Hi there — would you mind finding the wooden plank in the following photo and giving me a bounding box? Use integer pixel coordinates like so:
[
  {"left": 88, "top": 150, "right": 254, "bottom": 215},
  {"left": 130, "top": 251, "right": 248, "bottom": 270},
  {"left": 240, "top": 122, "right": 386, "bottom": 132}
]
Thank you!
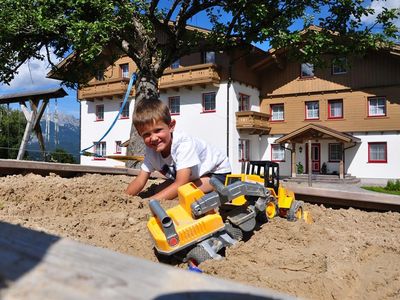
[
  {"left": 286, "top": 184, "right": 400, "bottom": 212},
  {"left": 0, "top": 222, "right": 292, "bottom": 300},
  {"left": 0, "top": 159, "right": 163, "bottom": 179}
]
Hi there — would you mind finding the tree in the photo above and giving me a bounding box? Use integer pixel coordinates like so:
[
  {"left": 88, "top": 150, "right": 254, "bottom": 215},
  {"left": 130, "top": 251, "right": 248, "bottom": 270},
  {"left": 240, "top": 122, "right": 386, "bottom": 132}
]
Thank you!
[
  {"left": 0, "top": 105, "right": 26, "bottom": 159},
  {"left": 0, "top": 0, "right": 398, "bottom": 157},
  {"left": 48, "top": 148, "right": 77, "bottom": 164}
]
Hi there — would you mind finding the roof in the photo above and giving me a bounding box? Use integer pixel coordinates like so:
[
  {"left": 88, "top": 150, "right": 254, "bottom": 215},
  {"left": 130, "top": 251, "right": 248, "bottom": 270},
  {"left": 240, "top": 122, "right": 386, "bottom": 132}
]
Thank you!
[
  {"left": 0, "top": 87, "right": 68, "bottom": 104},
  {"left": 275, "top": 123, "right": 361, "bottom": 144}
]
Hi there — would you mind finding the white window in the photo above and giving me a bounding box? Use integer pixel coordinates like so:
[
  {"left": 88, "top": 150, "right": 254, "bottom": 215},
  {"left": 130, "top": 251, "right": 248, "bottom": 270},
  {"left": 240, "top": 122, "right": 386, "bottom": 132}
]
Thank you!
[
  {"left": 328, "top": 99, "right": 343, "bottom": 119},
  {"left": 202, "top": 51, "right": 215, "bottom": 64},
  {"left": 169, "top": 96, "right": 180, "bottom": 115},
  {"left": 120, "top": 63, "right": 129, "bottom": 78},
  {"left": 115, "top": 141, "right": 122, "bottom": 154},
  {"left": 94, "top": 142, "right": 106, "bottom": 157},
  {"left": 332, "top": 57, "right": 347, "bottom": 74},
  {"left": 368, "top": 97, "right": 386, "bottom": 117},
  {"left": 271, "top": 104, "right": 284, "bottom": 121},
  {"left": 329, "top": 143, "right": 342, "bottom": 162},
  {"left": 239, "top": 94, "right": 250, "bottom": 111},
  {"left": 271, "top": 144, "right": 285, "bottom": 161},
  {"left": 305, "top": 101, "right": 319, "bottom": 120},
  {"left": 96, "top": 105, "right": 104, "bottom": 121},
  {"left": 120, "top": 102, "right": 129, "bottom": 119},
  {"left": 368, "top": 142, "right": 387, "bottom": 163},
  {"left": 238, "top": 139, "right": 250, "bottom": 162},
  {"left": 301, "top": 63, "right": 314, "bottom": 78},
  {"left": 171, "top": 59, "right": 180, "bottom": 69},
  {"left": 203, "top": 92, "right": 216, "bottom": 112}
]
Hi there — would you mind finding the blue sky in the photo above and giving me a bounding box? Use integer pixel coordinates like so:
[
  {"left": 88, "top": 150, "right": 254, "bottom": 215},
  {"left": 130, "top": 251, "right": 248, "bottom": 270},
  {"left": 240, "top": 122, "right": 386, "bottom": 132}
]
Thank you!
[{"left": 0, "top": 0, "right": 398, "bottom": 119}]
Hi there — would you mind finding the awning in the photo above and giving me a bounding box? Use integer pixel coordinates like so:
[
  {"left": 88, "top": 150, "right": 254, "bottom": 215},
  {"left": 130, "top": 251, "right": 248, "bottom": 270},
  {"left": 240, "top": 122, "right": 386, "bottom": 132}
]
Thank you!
[{"left": 275, "top": 123, "right": 361, "bottom": 144}]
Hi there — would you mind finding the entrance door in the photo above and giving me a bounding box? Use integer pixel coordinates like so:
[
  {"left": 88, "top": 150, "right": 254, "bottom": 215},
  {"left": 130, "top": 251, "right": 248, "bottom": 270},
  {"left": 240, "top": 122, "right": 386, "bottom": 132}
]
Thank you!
[{"left": 306, "top": 143, "right": 321, "bottom": 173}]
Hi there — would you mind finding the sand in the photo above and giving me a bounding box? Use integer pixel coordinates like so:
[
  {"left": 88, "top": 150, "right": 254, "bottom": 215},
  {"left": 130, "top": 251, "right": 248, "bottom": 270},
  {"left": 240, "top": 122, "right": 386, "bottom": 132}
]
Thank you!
[{"left": 0, "top": 173, "right": 399, "bottom": 299}]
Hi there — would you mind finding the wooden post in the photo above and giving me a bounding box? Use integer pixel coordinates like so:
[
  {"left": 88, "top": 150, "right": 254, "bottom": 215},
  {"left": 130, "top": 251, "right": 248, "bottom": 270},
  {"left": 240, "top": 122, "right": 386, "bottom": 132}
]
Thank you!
[
  {"left": 339, "top": 160, "right": 344, "bottom": 179},
  {"left": 291, "top": 143, "right": 296, "bottom": 177},
  {"left": 308, "top": 140, "right": 312, "bottom": 187}
]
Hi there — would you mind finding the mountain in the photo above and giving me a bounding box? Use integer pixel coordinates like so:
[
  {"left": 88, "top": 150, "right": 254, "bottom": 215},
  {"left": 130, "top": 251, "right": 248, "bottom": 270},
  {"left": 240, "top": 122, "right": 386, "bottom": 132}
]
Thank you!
[{"left": 27, "top": 112, "right": 80, "bottom": 162}]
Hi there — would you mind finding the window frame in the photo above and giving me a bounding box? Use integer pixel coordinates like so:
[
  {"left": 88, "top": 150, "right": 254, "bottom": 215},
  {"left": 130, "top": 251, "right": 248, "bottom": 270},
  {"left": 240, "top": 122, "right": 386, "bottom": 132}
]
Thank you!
[
  {"left": 238, "top": 93, "right": 250, "bottom": 111},
  {"left": 271, "top": 144, "right": 285, "bottom": 162},
  {"left": 94, "top": 141, "right": 106, "bottom": 160},
  {"left": 368, "top": 142, "right": 387, "bottom": 163},
  {"left": 171, "top": 59, "right": 180, "bottom": 69},
  {"left": 168, "top": 96, "right": 180, "bottom": 115},
  {"left": 120, "top": 102, "right": 130, "bottom": 119},
  {"left": 300, "top": 62, "right": 315, "bottom": 78},
  {"left": 368, "top": 96, "right": 387, "bottom": 117},
  {"left": 115, "top": 141, "right": 122, "bottom": 154},
  {"left": 238, "top": 139, "right": 250, "bottom": 162},
  {"left": 305, "top": 101, "right": 319, "bottom": 120},
  {"left": 329, "top": 143, "right": 343, "bottom": 162},
  {"left": 120, "top": 63, "right": 129, "bottom": 78},
  {"left": 270, "top": 103, "right": 285, "bottom": 122},
  {"left": 328, "top": 99, "right": 343, "bottom": 119},
  {"left": 202, "top": 92, "right": 216, "bottom": 113},
  {"left": 95, "top": 104, "right": 104, "bottom": 121},
  {"left": 96, "top": 70, "right": 105, "bottom": 81},
  {"left": 202, "top": 51, "right": 216, "bottom": 64},
  {"left": 332, "top": 57, "right": 347, "bottom": 75}
]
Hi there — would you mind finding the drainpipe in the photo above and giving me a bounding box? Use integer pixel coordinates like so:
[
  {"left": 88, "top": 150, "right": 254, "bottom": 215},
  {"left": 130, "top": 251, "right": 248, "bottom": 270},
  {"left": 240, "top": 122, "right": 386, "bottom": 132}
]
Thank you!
[{"left": 227, "top": 64, "right": 232, "bottom": 157}]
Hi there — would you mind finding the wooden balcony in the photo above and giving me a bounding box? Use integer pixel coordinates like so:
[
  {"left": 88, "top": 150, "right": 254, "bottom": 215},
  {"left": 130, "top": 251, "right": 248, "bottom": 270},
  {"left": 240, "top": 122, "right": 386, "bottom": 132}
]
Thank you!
[
  {"left": 236, "top": 111, "right": 271, "bottom": 135},
  {"left": 78, "top": 78, "right": 134, "bottom": 100},
  {"left": 159, "top": 63, "right": 220, "bottom": 91}
]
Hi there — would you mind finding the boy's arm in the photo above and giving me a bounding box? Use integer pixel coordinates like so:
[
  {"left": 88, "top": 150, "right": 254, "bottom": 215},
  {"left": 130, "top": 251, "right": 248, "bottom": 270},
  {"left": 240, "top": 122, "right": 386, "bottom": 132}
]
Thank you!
[
  {"left": 152, "top": 167, "right": 192, "bottom": 200},
  {"left": 125, "top": 170, "right": 150, "bottom": 195}
]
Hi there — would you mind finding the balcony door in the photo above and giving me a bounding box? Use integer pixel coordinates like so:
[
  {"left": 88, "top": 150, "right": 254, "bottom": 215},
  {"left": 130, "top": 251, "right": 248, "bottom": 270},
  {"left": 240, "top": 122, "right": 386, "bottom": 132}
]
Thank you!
[{"left": 306, "top": 143, "right": 320, "bottom": 173}]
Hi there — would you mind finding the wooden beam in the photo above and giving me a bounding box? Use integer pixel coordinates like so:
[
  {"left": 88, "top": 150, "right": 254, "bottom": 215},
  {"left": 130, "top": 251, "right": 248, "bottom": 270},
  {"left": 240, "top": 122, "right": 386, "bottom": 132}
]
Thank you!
[{"left": 0, "top": 222, "right": 290, "bottom": 300}]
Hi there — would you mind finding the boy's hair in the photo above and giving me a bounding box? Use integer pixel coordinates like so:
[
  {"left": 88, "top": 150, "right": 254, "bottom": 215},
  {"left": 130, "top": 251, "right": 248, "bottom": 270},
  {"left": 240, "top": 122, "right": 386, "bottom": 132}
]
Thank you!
[{"left": 133, "top": 98, "right": 171, "bottom": 129}]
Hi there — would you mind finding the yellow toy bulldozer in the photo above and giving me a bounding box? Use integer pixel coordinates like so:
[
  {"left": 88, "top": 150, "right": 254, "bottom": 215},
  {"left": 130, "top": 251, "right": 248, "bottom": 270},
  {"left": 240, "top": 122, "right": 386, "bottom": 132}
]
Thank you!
[
  {"left": 226, "top": 160, "right": 310, "bottom": 222},
  {"left": 147, "top": 177, "right": 273, "bottom": 264}
]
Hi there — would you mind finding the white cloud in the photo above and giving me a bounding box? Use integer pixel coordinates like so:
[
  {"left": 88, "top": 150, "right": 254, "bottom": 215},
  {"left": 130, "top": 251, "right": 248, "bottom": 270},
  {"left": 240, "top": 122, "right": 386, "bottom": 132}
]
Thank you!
[
  {"left": 362, "top": 0, "right": 400, "bottom": 28},
  {"left": 0, "top": 48, "right": 62, "bottom": 92}
]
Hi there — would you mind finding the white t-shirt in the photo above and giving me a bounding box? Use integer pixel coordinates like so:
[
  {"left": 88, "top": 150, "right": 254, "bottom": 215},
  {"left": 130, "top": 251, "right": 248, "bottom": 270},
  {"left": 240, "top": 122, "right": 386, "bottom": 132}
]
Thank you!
[{"left": 141, "top": 130, "right": 231, "bottom": 180}]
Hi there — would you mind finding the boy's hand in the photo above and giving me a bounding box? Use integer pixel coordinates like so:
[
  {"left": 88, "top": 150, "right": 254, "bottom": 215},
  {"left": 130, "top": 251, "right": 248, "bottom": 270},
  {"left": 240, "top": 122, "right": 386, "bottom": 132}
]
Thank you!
[
  {"left": 125, "top": 170, "right": 150, "bottom": 195},
  {"left": 152, "top": 168, "right": 191, "bottom": 200}
]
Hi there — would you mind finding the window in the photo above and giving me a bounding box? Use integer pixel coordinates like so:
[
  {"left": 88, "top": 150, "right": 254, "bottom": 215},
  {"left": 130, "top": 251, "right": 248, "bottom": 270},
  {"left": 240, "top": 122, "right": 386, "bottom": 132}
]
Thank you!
[
  {"left": 238, "top": 139, "right": 250, "bottom": 162},
  {"left": 96, "top": 105, "right": 104, "bottom": 121},
  {"left": 202, "top": 92, "right": 216, "bottom": 112},
  {"left": 332, "top": 57, "right": 347, "bottom": 74},
  {"left": 120, "top": 102, "right": 129, "bottom": 119},
  {"left": 368, "top": 142, "right": 387, "bottom": 163},
  {"left": 271, "top": 104, "right": 284, "bottom": 121},
  {"left": 328, "top": 99, "right": 343, "bottom": 119},
  {"left": 329, "top": 143, "right": 343, "bottom": 162},
  {"left": 301, "top": 63, "right": 314, "bottom": 78},
  {"left": 368, "top": 97, "right": 386, "bottom": 117},
  {"left": 239, "top": 94, "right": 250, "bottom": 111},
  {"left": 94, "top": 142, "right": 106, "bottom": 158},
  {"left": 171, "top": 59, "right": 180, "bottom": 69},
  {"left": 271, "top": 144, "right": 285, "bottom": 162},
  {"left": 96, "top": 70, "right": 105, "bottom": 81},
  {"left": 305, "top": 101, "right": 319, "bottom": 120},
  {"left": 169, "top": 96, "right": 180, "bottom": 115},
  {"left": 202, "top": 51, "right": 215, "bottom": 64},
  {"left": 115, "top": 141, "right": 122, "bottom": 154},
  {"left": 120, "top": 64, "right": 129, "bottom": 78}
]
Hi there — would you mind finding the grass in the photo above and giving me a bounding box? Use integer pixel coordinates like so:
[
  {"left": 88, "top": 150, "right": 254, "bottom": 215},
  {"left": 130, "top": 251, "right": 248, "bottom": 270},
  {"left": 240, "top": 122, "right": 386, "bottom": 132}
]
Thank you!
[{"left": 362, "top": 179, "right": 400, "bottom": 196}]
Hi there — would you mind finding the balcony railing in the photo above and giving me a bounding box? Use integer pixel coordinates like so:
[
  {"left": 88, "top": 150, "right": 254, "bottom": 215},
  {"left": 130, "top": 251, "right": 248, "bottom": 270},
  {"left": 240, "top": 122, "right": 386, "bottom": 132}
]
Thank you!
[
  {"left": 78, "top": 78, "right": 134, "bottom": 100},
  {"left": 236, "top": 111, "right": 271, "bottom": 135},
  {"left": 159, "top": 63, "right": 220, "bottom": 91}
]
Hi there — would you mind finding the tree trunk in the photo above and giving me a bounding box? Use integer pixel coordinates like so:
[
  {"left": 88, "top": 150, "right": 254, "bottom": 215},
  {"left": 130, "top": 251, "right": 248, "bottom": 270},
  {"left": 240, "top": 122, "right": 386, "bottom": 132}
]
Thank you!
[{"left": 125, "top": 71, "right": 159, "bottom": 168}]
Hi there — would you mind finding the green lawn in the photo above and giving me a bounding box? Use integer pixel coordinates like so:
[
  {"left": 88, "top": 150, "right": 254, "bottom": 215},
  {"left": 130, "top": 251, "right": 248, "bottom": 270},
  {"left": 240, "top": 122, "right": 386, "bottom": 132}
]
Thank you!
[{"left": 361, "top": 186, "right": 400, "bottom": 196}]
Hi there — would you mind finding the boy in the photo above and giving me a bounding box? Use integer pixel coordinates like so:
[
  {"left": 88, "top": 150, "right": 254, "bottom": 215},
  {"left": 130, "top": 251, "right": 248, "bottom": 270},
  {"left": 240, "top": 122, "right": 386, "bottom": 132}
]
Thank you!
[{"left": 125, "top": 98, "right": 231, "bottom": 200}]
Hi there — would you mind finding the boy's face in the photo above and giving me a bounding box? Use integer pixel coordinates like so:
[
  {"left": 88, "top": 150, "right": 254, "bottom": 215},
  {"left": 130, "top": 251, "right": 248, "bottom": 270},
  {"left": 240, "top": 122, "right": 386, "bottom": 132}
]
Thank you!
[{"left": 137, "top": 119, "right": 176, "bottom": 157}]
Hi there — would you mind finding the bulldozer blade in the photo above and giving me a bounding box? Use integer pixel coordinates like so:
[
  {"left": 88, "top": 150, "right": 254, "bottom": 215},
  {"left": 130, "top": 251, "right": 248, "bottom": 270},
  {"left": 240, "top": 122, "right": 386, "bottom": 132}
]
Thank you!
[{"left": 302, "top": 211, "right": 313, "bottom": 224}]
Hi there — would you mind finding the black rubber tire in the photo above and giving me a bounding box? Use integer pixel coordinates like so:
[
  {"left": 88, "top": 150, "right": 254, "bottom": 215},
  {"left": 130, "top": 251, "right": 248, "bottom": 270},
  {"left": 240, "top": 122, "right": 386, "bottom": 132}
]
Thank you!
[
  {"left": 186, "top": 245, "right": 212, "bottom": 265},
  {"left": 225, "top": 223, "right": 243, "bottom": 241},
  {"left": 287, "top": 200, "right": 304, "bottom": 222}
]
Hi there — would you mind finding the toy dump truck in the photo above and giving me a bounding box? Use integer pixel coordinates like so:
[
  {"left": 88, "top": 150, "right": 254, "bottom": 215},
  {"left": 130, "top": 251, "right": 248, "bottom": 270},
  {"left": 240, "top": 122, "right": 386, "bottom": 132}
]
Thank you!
[
  {"left": 147, "top": 177, "right": 273, "bottom": 264},
  {"left": 226, "top": 160, "right": 311, "bottom": 222}
]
